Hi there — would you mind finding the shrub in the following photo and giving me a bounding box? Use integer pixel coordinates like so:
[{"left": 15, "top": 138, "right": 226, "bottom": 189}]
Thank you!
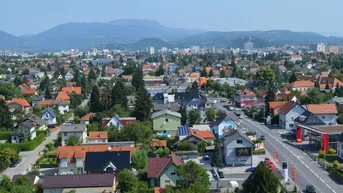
[
  {"left": 0, "top": 134, "right": 45, "bottom": 151},
  {"left": 319, "top": 150, "right": 325, "bottom": 159},
  {"left": 0, "top": 131, "right": 12, "bottom": 140},
  {"left": 328, "top": 148, "right": 337, "bottom": 155},
  {"left": 333, "top": 160, "right": 340, "bottom": 168}
]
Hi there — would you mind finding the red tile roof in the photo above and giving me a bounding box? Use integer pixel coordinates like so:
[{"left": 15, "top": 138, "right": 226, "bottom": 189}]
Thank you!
[
  {"left": 62, "top": 87, "right": 81, "bottom": 95},
  {"left": 239, "top": 88, "right": 256, "bottom": 97},
  {"left": 150, "top": 140, "right": 167, "bottom": 147},
  {"left": 39, "top": 99, "right": 56, "bottom": 106},
  {"left": 191, "top": 130, "right": 215, "bottom": 139},
  {"left": 269, "top": 102, "right": 287, "bottom": 111},
  {"left": 278, "top": 101, "right": 297, "bottom": 115},
  {"left": 23, "top": 87, "right": 36, "bottom": 95},
  {"left": 88, "top": 131, "right": 108, "bottom": 139},
  {"left": 306, "top": 104, "right": 338, "bottom": 114},
  {"left": 11, "top": 98, "right": 30, "bottom": 107},
  {"left": 147, "top": 152, "right": 183, "bottom": 178},
  {"left": 288, "top": 81, "right": 314, "bottom": 88},
  {"left": 56, "top": 92, "right": 70, "bottom": 100},
  {"left": 80, "top": 112, "right": 95, "bottom": 121}
]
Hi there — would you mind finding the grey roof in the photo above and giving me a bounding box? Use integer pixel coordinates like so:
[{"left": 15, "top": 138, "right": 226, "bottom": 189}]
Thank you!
[
  {"left": 12, "top": 124, "right": 34, "bottom": 136},
  {"left": 31, "top": 95, "right": 44, "bottom": 101},
  {"left": 328, "top": 97, "right": 343, "bottom": 104},
  {"left": 45, "top": 107, "right": 56, "bottom": 118},
  {"left": 24, "top": 114, "right": 46, "bottom": 126},
  {"left": 60, "top": 124, "right": 87, "bottom": 132},
  {"left": 294, "top": 110, "right": 326, "bottom": 126},
  {"left": 151, "top": 109, "right": 181, "bottom": 119},
  {"left": 222, "top": 129, "right": 253, "bottom": 146},
  {"left": 153, "top": 104, "right": 180, "bottom": 112}
]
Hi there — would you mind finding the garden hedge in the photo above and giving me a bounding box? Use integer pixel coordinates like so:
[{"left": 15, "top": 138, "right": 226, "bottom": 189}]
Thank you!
[
  {"left": 0, "top": 134, "right": 46, "bottom": 151},
  {"left": 0, "top": 131, "right": 12, "bottom": 140}
]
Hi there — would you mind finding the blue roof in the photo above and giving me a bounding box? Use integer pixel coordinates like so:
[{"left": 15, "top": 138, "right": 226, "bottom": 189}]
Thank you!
[{"left": 177, "top": 125, "right": 190, "bottom": 136}]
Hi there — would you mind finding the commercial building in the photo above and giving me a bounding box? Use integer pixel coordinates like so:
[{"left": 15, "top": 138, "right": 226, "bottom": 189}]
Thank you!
[
  {"left": 310, "top": 43, "right": 326, "bottom": 53},
  {"left": 327, "top": 46, "right": 339, "bottom": 54},
  {"left": 149, "top": 47, "right": 155, "bottom": 55},
  {"left": 244, "top": 42, "right": 254, "bottom": 50}
]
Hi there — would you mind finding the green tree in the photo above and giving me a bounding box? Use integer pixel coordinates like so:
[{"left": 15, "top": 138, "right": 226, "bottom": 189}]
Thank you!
[
  {"left": 131, "top": 149, "right": 148, "bottom": 173},
  {"left": 121, "top": 121, "right": 153, "bottom": 143},
  {"left": 206, "top": 108, "right": 216, "bottom": 123},
  {"left": 314, "top": 80, "right": 320, "bottom": 88},
  {"left": 155, "top": 64, "right": 165, "bottom": 76},
  {"left": 200, "top": 69, "right": 207, "bottom": 77},
  {"left": 74, "top": 116, "right": 80, "bottom": 124},
  {"left": 289, "top": 72, "right": 298, "bottom": 83},
  {"left": 118, "top": 169, "right": 138, "bottom": 193},
  {"left": 191, "top": 81, "right": 198, "bottom": 90},
  {"left": 132, "top": 71, "right": 144, "bottom": 91},
  {"left": 307, "top": 88, "right": 324, "bottom": 104},
  {"left": 220, "top": 69, "right": 226, "bottom": 78},
  {"left": 0, "top": 100, "right": 13, "bottom": 130},
  {"left": 90, "top": 85, "right": 101, "bottom": 112},
  {"left": 0, "top": 175, "right": 13, "bottom": 192},
  {"left": 69, "top": 93, "right": 83, "bottom": 108},
  {"left": 134, "top": 88, "right": 153, "bottom": 122},
  {"left": 67, "top": 136, "right": 80, "bottom": 146},
  {"left": 253, "top": 67, "right": 275, "bottom": 87},
  {"left": 176, "top": 161, "right": 210, "bottom": 191},
  {"left": 242, "top": 162, "right": 284, "bottom": 193},
  {"left": 45, "top": 88, "right": 52, "bottom": 99},
  {"left": 112, "top": 80, "right": 128, "bottom": 107},
  {"left": 179, "top": 105, "right": 187, "bottom": 125},
  {"left": 197, "top": 141, "right": 207, "bottom": 154},
  {"left": 325, "top": 80, "right": 330, "bottom": 89},
  {"left": 212, "top": 140, "right": 224, "bottom": 168},
  {"left": 188, "top": 109, "right": 201, "bottom": 125},
  {"left": 209, "top": 69, "right": 214, "bottom": 77},
  {"left": 88, "top": 69, "right": 97, "bottom": 81}
]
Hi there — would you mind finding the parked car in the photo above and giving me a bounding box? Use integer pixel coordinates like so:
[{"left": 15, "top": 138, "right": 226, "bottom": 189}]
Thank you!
[
  {"left": 210, "top": 169, "right": 217, "bottom": 178},
  {"left": 10, "top": 162, "right": 18, "bottom": 168},
  {"left": 306, "top": 185, "right": 316, "bottom": 193},
  {"left": 245, "top": 167, "right": 256, "bottom": 172},
  {"left": 229, "top": 106, "right": 234, "bottom": 111},
  {"left": 260, "top": 135, "right": 265, "bottom": 140},
  {"left": 212, "top": 100, "right": 217, "bottom": 104},
  {"left": 203, "top": 155, "right": 210, "bottom": 160},
  {"left": 217, "top": 171, "right": 224, "bottom": 178}
]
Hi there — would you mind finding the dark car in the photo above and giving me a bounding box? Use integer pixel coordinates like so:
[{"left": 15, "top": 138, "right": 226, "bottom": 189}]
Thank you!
[
  {"left": 210, "top": 169, "right": 217, "bottom": 178},
  {"left": 245, "top": 167, "right": 256, "bottom": 172},
  {"left": 10, "top": 162, "right": 17, "bottom": 168},
  {"left": 306, "top": 185, "right": 316, "bottom": 193},
  {"left": 203, "top": 155, "right": 210, "bottom": 160},
  {"left": 260, "top": 135, "right": 265, "bottom": 140},
  {"left": 217, "top": 171, "right": 224, "bottom": 178}
]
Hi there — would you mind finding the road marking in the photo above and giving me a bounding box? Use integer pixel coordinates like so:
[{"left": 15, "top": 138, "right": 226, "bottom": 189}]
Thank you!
[{"left": 243, "top": 118, "right": 337, "bottom": 193}]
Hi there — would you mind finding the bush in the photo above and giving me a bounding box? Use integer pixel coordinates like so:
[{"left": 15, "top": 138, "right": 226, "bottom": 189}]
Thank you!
[
  {"left": 37, "top": 130, "right": 48, "bottom": 136},
  {"left": 328, "top": 148, "right": 337, "bottom": 155},
  {"left": 319, "top": 150, "right": 325, "bottom": 159},
  {"left": 330, "top": 167, "right": 343, "bottom": 181},
  {"left": 38, "top": 163, "right": 58, "bottom": 168},
  {"left": 0, "top": 131, "right": 12, "bottom": 140},
  {"left": 253, "top": 149, "right": 266, "bottom": 155},
  {"left": 65, "top": 112, "right": 73, "bottom": 121},
  {"left": 0, "top": 134, "right": 45, "bottom": 151},
  {"left": 333, "top": 160, "right": 340, "bottom": 168}
]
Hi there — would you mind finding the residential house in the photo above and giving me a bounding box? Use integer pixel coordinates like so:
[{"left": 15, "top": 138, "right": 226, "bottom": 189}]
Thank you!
[
  {"left": 275, "top": 93, "right": 298, "bottom": 102},
  {"left": 62, "top": 87, "right": 82, "bottom": 95},
  {"left": 42, "top": 107, "right": 57, "bottom": 126},
  {"left": 268, "top": 102, "right": 287, "bottom": 116},
  {"left": 294, "top": 111, "right": 326, "bottom": 127},
  {"left": 64, "top": 72, "right": 74, "bottom": 81},
  {"left": 210, "top": 116, "right": 238, "bottom": 138},
  {"left": 80, "top": 112, "right": 95, "bottom": 124},
  {"left": 288, "top": 81, "right": 314, "bottom": 91},
  {"left": 147, "top": 152, "right": 183, "bottom": 188},
  {"left": 88, "top": 131, "right": 108, "bottom": 143},
  {"left": 60, "top": 124, "right": 87, "bottom": 146},
  {"left": 56, "top": 92, "right": 70, "bottom": 101},
  {"left": 290, "top": 55, "right": 302, "bottom": 62},
  {"left": 66, "top": 82, "right": 76, "bottom": 88},
  {"left": 327, "top": 97, "right": 343, "bottom": 109},
  {"left": 84, "top": 151, "right": 131, "bottom": 174},
  {"left": 31, "top": 96, "right": 44, "bottom": 106},
  {"left": 102, "top": 114, "right": 136, "bottom": 128},
  {"left": 305, "top": 104, "right": 337, "bottom": 125},
  {"left": 56, "top": 99, "right": 70, "bottom": 115},
  {"left": 11, "top": 124, "right": 36, "bottom": 143},
  {"left": 152, "top": 110, "right": 181, "bottom": 136},
  {"left": 234, "top": 88, "right": 257, "bottom": 108},
  {"left": 56, "top": 145, "right": 134, "bottom": 175},
  {"left": 222, "top": 130, "right": 254, "bottom": 166},
  {"left": 278, "top": 101, "right": 306, "bottom": 129},
  {"left": 150, "top": 139, "right": 167, "bottom": 149},
  {"left": 175, "top": 127, "right": 215, "bottom": 145},
  {"left": 7, "top": 98, "right": 30, "bottom": 114},
  {"left": 21, "top": 114, "right": 47, "bottom": 130},
  {"left": 153, "top": 104, "right": 180, "bottom": 113},
  {"left": 298, "top": 75, "right": 343, "bottom": 90},
  {"left": 337, "top": 133, "right": 343, "bottom": 160},
  {"left": 42, "top": 173, "right": 116, "bottom": 193}
]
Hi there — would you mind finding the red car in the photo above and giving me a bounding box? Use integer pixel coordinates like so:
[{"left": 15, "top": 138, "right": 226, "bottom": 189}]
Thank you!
[{"left": 264, "top": 158, "right": 272, "bottom": 164}]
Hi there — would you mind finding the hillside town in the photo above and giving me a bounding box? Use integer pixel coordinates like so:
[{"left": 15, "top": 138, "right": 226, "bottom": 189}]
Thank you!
[{"left": 1, "top": 42, "right": 343, "bottom": 193}]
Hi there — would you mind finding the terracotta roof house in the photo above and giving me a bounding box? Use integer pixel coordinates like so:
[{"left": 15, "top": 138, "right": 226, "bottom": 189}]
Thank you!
[
  {"left": 305, "top": 104, "right": 338, "bottom": 125},
  {"left": 88, "top": 131, "right": 108, "bottom": 143},
  {"left": 62, "top": 87, "right": 82, "bottom": 95},
  {"left": 7, "top": 98, "right": 30, "bottom": 114},
  {"left": 22, "top": 87, "right": 37, "bottom": 95},
  {"left": 175, "top": 127, "right": 215, "bottom": 145},
  {"left": 234, "top": 88, "right": 257, "bottom": 108},
  {"left": 56, "top": 91, "right": 70, "bottom": 101},
  {"left": 150, "top": 139, "right": 167, "bottom": 148},
  {"left": 80, "top": 112, "right": 95, "bottom": 124},
  {"left": 288, "top": 81, "right": 315, "bottom": 91},
  {"left": 269, "top": 101, "right": 287, "bottom": 116},
  {"left": 42, "top": 173, "right": 116, "bottom": 193},
  {"left": 147, "top": 152, "right": 183, "bottom": 188},
  {"left": 66, "top": 82, "right": 76, "bottom": 88}
]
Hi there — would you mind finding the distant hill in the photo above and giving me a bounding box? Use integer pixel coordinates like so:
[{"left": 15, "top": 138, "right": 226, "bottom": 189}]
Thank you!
[
  {"left": 229, "top": 36, "right": 273, "bottom": 48},
  {"left": 0, "top": 30, "right": 26, "bottom": 49},
  {"left": 103, "top": 38, "right": 174, "bottom": 50}
]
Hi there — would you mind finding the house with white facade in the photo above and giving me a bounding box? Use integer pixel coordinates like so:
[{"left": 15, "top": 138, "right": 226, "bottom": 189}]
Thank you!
[
  {"left": 279, "top": 101, "right": 306, "bottom": 130},
  {"left": 234, "top": 88, "right": 257, "bottom": 108},
  {"left": 11, "top": 124, "right": 36, "bottom": 143},
  {"left": 222, "top": 130, "right": 254, "bottom": 166},
  {"left": 288, "top": 81, "right": 314, "bottom": 91},
  {"left": 60, "top": 124, "right": 87, "bottom": 146},
  {"left": 210, "top": 116, "right": 238, "bottom": 138},
  {"left": 64, "top": 72, "right": 74, "bottom": 81},
  {"left": 102, "top": 113, "right": 123, "bottom": 128},
  {"left": 305, "top": 104, "right": 337, "bottom": 125},
  {"left": 42, "top": 107, "right": 57, "bottom": 126},
  {"left": 56, "top": 99, "right": 69, "bottom": 115}
]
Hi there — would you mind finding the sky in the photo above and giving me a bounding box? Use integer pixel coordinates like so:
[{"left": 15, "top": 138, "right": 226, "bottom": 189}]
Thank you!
[{"left": 1, "top": 0, "right": 342, "bottom": 36}]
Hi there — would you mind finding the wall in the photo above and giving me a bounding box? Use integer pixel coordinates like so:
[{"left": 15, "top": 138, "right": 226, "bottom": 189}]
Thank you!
[
  {"left": 58, "top": 105, "right": 69, "bottom": 115},
  {"left": 337, "top": 142, "right": 343, "bottom": 159},
  {"left": 153, "top": 114, "right": 180, "bottom": 133},
  {"left": 42, "top": 111, "right": 56, "bottom": 125},
  {"left": 224, "top": 136, "right": 253, "bottom": 166},
  {"left": 315, "top": 114, "right": 337, "bottom": 125},
  {"left": 43, "top": 188, "right": 63, "bottom": 193},
  {"left": 212, "top": 120, "right": 237, "bottom": 138},
  {"left": 159, "top": 164, "right": 179, "bottom": 187},
  {"left": 61, "top": 131, "right": 86, "bottom": 146},
  {"left": 279, "top": 105, "right": 305, "bottom": 129},
  {"left": 58, "top": 161, "right": 76, "bottom": 175}
]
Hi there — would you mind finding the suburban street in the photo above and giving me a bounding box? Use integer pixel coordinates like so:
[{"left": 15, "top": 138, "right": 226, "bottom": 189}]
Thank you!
[{"left": 214, "top": 102, "right": 343, "bottom": 193}]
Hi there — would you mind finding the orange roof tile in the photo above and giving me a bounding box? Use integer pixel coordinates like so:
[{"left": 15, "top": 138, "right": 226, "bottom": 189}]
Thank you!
[
  {"left": 80, "top": 112, "right": 95, "bottom": 121},
  {"left": 23, "top": 87, "right": 36, "bottom": 95},
  {"left": 150, "top": 140, "right": 167, "bottom": 147},
  {"left": 56, "top": 92, "right": 70, "bottom": 100},
  {"left": 62, "top": 87, "right": 81, "bottom": 95},
  {"left": 11, "top": 98, "right": 30, "bottom": 107},
  {"left": 288, "top": 81, "right": 314, "bottom": 88},
  {"left": 306, "top": 104, "right": 338, "bottom": 114},
  {"left": 88, "top": 131, "right": 108, "bottom": 139},
  {"left": 39, "top": 99, "right": 56, "bottom": 106},
  {"left": 191, "top": 130, "right": 215, "bottom": 139},
  {"left": 269, "top": 102, "right": 287, "bottom": 111}
]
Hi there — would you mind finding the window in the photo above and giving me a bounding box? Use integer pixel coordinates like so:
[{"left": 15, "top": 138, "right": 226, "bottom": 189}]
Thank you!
[
  {"left": 46, "top": 114, "right": 49, "bottom": 118},
  {"left": 237, "top": 140, "right": 242, "bottom": 144},
  {"left": 171, "top": 170, "right": 175, "bottom": 175},
  {"left": 341, "top": 144, "right": 343, "bottom": 149},
  {"left": 64, "top": 132, "right": 67, "bottom": 136},
  {"left": 322, "top": 116, "right": 325, "bottom": 119},
  {"left": 165, "top": 119, "right": 169, "bottom": 122},
  {"left": 165, "top": 180, "right": 170, "bottom": 185}
]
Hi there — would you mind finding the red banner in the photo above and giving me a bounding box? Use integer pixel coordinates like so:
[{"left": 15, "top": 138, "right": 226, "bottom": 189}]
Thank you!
[
  {"left": 292, "top": 168, "right": 296, "bottom": 182},
  {"left": 274, "top": 152, "right": 278, "bottom": 165}
]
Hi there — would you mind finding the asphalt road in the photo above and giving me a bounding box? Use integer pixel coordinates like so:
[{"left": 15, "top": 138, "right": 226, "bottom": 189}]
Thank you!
[{"left": 214, "top": 103, "right": 343, "bottom": 193}]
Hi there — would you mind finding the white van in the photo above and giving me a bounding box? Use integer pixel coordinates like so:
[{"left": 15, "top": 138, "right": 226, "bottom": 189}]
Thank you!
[{"left": 229, "top": 181, "right": 239, "bottom": 188}]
